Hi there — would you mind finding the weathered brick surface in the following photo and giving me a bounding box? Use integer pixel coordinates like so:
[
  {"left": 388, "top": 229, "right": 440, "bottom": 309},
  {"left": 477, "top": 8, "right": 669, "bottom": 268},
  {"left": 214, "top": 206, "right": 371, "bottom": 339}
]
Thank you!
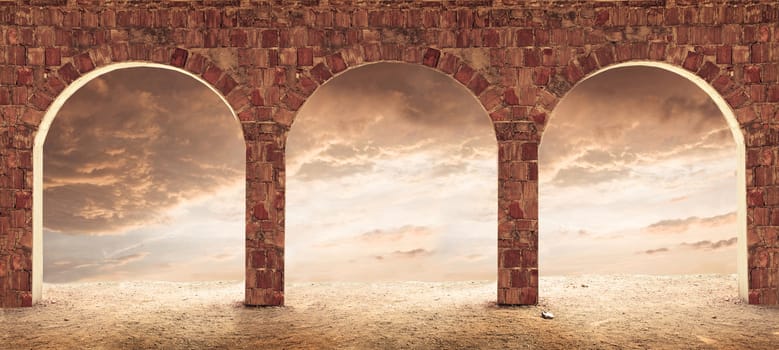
[{"left": 1, "top": 0, "right": 778, "bottom": 307}]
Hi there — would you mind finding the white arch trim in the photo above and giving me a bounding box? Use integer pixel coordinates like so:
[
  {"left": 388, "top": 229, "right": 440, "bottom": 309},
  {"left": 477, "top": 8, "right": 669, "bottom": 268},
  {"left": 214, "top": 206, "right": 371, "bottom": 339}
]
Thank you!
[
  {"left": 571, "top": 60, "right": 747, "bottom": 301},
  {"left": 32, "top": 62, "right": 240, "bottom": 303}
]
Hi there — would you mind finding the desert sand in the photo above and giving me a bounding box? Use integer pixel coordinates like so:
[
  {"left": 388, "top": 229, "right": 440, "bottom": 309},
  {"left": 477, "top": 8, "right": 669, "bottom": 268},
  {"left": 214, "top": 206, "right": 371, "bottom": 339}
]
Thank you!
[{"left": 1, "top": 274, "right": 778, "bottom": 349}]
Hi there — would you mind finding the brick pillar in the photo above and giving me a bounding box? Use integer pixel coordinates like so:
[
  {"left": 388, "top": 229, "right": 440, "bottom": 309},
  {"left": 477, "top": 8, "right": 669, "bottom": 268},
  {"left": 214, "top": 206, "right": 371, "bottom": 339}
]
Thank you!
[
  {"left": 746, "top": 137, "right": 779, "bottom": 305},
  {"left": 244, "top": 123, "right": 285, "bottom": 306},
  {"left": 0, "top": 148, "right": 34, "bottom": 308},
  {"left": 497, "top": 129, "right": 539, "bottom": 305}
]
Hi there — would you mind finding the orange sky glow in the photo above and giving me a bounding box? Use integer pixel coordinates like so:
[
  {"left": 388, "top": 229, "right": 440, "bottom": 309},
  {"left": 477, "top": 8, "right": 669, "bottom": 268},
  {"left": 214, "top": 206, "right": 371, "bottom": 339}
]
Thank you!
[{"left": 42, "top": 63, "right": 737, "bottom": 283}]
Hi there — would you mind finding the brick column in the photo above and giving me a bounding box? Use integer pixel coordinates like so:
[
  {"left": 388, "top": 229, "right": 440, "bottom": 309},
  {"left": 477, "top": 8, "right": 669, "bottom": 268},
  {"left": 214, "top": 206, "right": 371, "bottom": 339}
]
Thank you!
[
  {"left": 0, "top": 147, "right": 33, "bottom": 307},
  {"left": 496, "top": 124, "right": 539, "bottom": 305},
  {"left": 244, "top": 122, "right": 286, "bottom": 306},
  {"left": 746, "top": 130, "right": 779, "bottom": 305}
]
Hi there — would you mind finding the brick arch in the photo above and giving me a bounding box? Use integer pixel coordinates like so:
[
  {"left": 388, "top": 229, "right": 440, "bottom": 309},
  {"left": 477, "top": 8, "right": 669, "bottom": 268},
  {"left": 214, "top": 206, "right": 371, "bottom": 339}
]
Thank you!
[
  {"left": 242, "top": 45, "right": 537, "bottom": 306},
  {"left": 22, "top": 46, "right": 248, "bottom": 306},
  {"left": 272, "top": 47, "right": 502, "bottom": 133},
  {"left": 25, "top": 46, "right": 247, "bottom": 131},
  {"left": 3, "top": 1, "right": 778, "bottom": 309},
  {"left": 534, "top": 44, "right": 754, "bottom": 302}
]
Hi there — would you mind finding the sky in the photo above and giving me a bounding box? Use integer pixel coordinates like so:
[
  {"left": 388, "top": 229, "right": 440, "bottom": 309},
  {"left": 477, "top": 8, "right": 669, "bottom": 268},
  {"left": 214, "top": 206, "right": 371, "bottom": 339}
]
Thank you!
[
  {"left": 43, "top": 68, "right": 246, "bottom": 283},
  {"left": 285, "top": 63, "right": 497, "bottom": 282},
  {"left": 42, "top": 63, "right": 738, "bottom": 284},
  {"left": 539, "top": 67, "right": 738, "bottom": 275}
]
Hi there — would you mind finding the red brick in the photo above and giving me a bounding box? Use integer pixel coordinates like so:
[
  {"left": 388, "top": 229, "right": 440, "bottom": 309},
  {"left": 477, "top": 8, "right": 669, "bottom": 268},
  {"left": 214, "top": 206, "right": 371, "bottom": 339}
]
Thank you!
[
  {"left": 15, "top": 68, "right": 32, "bottom": 86},
  {"left": 74, "top": 52, "right": 94, "bottom": 73},
  {"left": 521, "top": 142, "right": 538, "bottom": 161},
  {"left": 516, "top": 29, "right": 533, "bottom": 47},
  {"left": 215, "top": 74, "right": 238, "bottom": 96},
  {"left": 438, "top": 53, "right": 460, "bottom": 74},
  {"left": 523, "top": 48, "right": 540, "bottom": 67},
  {"left": 261, "top": 29, "right": 278, "bottom": 48},
  {"left": 250, "top": 89, "right": 265, "bottom": 106},
  {"left": 297, "top": 48, "right": 313, "bottom": 67},
  {"left": 743, "top": 65, "right": 761, "bottom": 84},
  {"left": 251, "top": 251, "right": 266, "bottom": 268},
  {"left": 310, "top": 62, "right": 332, "bottom": 84},
  {"left": 282, "top": 92, "right": 306, "bottom": 111},
  {"left": 595, "top": 45, "right": 616, "bottom": 67},
  {"left": 594, "top": 9, "right": 609, "bottom": 26},
  {"left": 748, "top": 188, "right": 764, "bottom": 206},
  {"left": 697, "top": 61, "right": 720, "bottom": 82},
  {"left": 502, "top": 250, "right": 521, "bottom": 268},
  {"left": 467, "top": 74, "right": 489, "bottom": 96},
  {"left": 170, "top": 47, "right": 188, "bottom": 68},
  {"left": 253, "top": 203, "right": 270, "bottom": 220},
  {"left": 751, "top": 43, "right": 769, "bottom": 63},
  {"left": 712, "top": 75, "right": 736, "bottom": 96},
  {"left": 202, "top": 64, "right": 223, "bottom": 85},
  {"left": 566, "top": 60, "right": 584, "bottom": 84},
  {"left": 733, "top": 45, "right": 750, "bottom": 64},
  {"left": 453, "top": 64, "right": 475, "bottom": 85},
  {"left": 44, "top": 48, "right": 61, "bottom": 66},
  {"left": 768, "top": 86, "right": 779, "bottom": 102},
  {"left": 422, "top": 48, "right": 440, "bottom": 67},
  {"left": 509, "top": 201, "right": 523, "bottom": 219},
  {"left": 504, "top": 89, "right": 519, "bottom": 106},
  {"left": 30, "top": 93, "right": 53, "bottom": 110},
  {"left": 682, "top": 51, "right": 703, "bottom": 72},
  {"left": 325, "top": 53, "right": 347, "bottom": 74},
  {"left": 14, "top": 192, "right": 30, "bottom": 209}
]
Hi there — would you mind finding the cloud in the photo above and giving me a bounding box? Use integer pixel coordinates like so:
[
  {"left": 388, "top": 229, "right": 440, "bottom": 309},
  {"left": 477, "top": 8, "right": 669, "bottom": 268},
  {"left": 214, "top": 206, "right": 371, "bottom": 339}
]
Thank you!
[
  {"left": 208, "top": 252, "right": 236, "bottom": 262},
  {"left": 463, "top": 253, "right": 486, "bottom": 261},
  {"left": 388, "top": 248, "right": 434, "bottom": 259},
  {"left": 44, "top": 67, "right": 245, "bottom": 235},
  {"left": 680, "top": 237, "right": 737, "bottom": 250},
  {"left": 99, "top": 252, "right": 150, "bottom": 270},
  {"left": 287, "top": 62, "right": 495, "bottom": 182},
  {"left": 86, "top": 77, "right": 109, "bottom": 96},
  {"left": 642, "top": 247, "right": 670, "bottom": 255},
  {"left": 393, "top": 248, "right": 432, "bottom": 258},
  {"left": 635, "top": 237, "right": 736, "bottom": 256},
  {"left": 550, "top": 165, "right": 631, "bottom": 187},
  {"left": 284, "top": 62, "right": 497, "bottom": 282},
  {"left": 644, "top": 212, "right": 736, "bottom": 234},
  {"left": 430, "top": 160, "right": 468, "bottom": 177},
  {"left": 358, "top": 225, "right": 435, "bottom": 243},
  {"left": 540, "top": 66, "right": 736, "bottom": 186},
  {"left": 294, "top": 159, "right": 375, "bottom": 181}
]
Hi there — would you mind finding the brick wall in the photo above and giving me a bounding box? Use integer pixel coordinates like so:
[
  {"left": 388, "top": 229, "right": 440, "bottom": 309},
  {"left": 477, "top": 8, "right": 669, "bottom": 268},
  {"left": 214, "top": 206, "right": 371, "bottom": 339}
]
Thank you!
[{"left": 1, "top": 0, "right": 777, "bottom": 307}]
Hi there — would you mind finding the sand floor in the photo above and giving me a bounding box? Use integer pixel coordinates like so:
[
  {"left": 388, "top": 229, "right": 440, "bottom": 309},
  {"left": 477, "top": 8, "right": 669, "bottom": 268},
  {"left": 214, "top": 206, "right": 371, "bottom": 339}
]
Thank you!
[{"left": 1, "top": 274, "right": 778, "bottom": 349}]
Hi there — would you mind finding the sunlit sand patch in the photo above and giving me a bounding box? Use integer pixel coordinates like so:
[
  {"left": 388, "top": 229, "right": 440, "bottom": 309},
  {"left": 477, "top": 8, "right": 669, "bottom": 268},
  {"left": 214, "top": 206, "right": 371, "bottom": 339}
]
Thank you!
[
  {"left": 589, "top": 318, "right": 615, "bottom": 327},
  {"left": 696, "top": 335, "right": 717, "bottom": 344}
]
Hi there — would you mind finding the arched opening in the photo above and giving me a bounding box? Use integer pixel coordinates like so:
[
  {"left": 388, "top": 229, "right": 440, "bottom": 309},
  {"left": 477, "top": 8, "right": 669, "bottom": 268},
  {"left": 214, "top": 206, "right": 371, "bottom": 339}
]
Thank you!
[
  {"left": 539, "top": 62, "right": 747, "bottom": 301},
  {"left": 33, "top": 63, "right": 245, "bottom": 303},
  {"left": 284, "top": 62, "right": 497, "bottom": 289}
]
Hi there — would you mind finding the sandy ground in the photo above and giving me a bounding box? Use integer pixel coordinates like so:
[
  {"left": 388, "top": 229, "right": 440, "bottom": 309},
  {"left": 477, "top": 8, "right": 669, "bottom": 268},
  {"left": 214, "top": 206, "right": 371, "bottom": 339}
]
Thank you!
[{"left": 1, "top": 274, "right": 778, "bottom": 349}]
